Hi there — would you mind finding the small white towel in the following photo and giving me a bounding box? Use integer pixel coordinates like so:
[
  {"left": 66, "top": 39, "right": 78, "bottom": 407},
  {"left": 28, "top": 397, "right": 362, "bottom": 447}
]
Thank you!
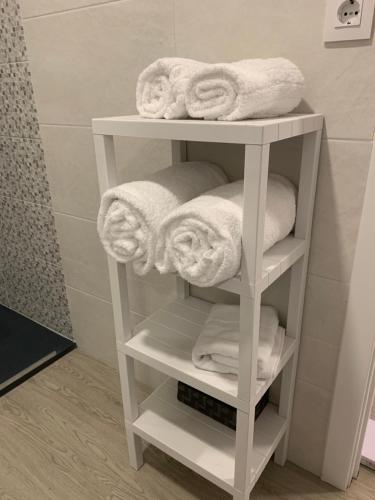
[
  {"left": 185, "top": 58, "right": 304, "bottom": 121},
  {"left": 136, "top": 57, "right": 204, "bottom": 119},
  {"left": 192, "top": 304, "right": 285, "bottom": 379},
  {"left": 97, "top": 162, "right": 227, "bottom": 275},
  {"left": 155, "top": 173, "right": 296, "bottom": 287}
]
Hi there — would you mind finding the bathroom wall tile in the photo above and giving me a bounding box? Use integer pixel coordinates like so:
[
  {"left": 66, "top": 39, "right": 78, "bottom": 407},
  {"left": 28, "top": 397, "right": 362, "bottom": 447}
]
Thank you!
[
  {"left": 297, "top": 336, "right": 339, "bottom": 393},
  {"left": 8, "top": 198, "right": 61, "bottom": 264},
  {"left": 0, "top": 138, "right": 19, "bottom": 198},
  {"left": 128, "top": 274, "right": 177, "bottom": 318},
  {"left": 0, "top": 62, "right": 40, "bottom": 138},
  {"left": 302, "top": 274, "right": 349, "bottom": 347},
  {"left": 0, "top": 196, "right": 13, "bottom": 245},
  {"left": 3, "top": 253, "right": 72, "bottom": 337},
  {"left": 0, "top": 136, "right": 51, "bottom": 204},
  {"left": 309, "top": 140, "right": 371, "bottom": 282},
  {"left": 40, "top": 125, "right": 171, "bottom": 221},
  {"left": 288, "top": 380, "right": 333, "bottom": 476},
  {"left": 23, "top": 0, "right": 175, "bottom": 126},
  {"left": 54, "top": 213, "right": 111, "bottom": 301},
  {"left": 0, "top": 0, "right": 27, "bottom": 63},
  {"left": 174, "top": 0, "right": 375, "bottom": 140},
  {"left": 66, "top": 286, "right": 117, "bottom": 367},
  {"left": 40, "top": 125, "right": 101, "bottom": 220},
  {"left": 0, "top": 271, "right": 9, "bottom": 307},
  {"left": 18, "top": 0, "right": 116, "bottom": 19},
  {"left": 114, "top": 136, "right": 171, "bottom": 184}
]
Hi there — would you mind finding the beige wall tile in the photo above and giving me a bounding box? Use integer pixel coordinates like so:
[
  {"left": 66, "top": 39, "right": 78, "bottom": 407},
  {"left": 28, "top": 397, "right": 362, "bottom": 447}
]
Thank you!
[
  {"left": 302, "top": 274, "right": 349, "bottom": 347},
  {"left": 41, "top": 125, "right": 171, "bottom": 220},
  {"left": 19, "top": 0, "right": 115, "bottom": 19},
  {"left": 174, "top": 0, "right": 375, "bottom": 140},
  {"left": 67, "top": 286, "right": 117, "bottom": 367},
  {"left": 114, "top": 136, "right": 171, "bottom": 183},
  {"left": 309, "top": 140, "right": 371, "bottom": 282},
  {"left": 297, "top": 336, "right": 339, "bottom": 393},
  {"left": 128, "top": 273, "right": 177, "bottom": 317},
  {"left": 23, "top": 0, "right": 175, "bottom": 126},
  {"left": 288, "top": 380, "right": 333, "bottom": 476},
  {"left": 41, "top": 125, "right": 100, "bottom": 220},
  {"left": 55, "top": 213, "right": 111, "bottom": 301}
]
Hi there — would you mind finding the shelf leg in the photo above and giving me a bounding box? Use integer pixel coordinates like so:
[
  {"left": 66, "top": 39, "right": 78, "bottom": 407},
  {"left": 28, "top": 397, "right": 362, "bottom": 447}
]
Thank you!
[
  {"left": 274, "top": 130, "right": 322, "bottom": 466},
  {"left": 93, "top": 133, "right": 144, "bottom": 469},
  {"left": 235, "top": 143, "right": 270, "bottom": 494},
  {"left": 233, "top": 489, "right": 249, "bottom": 500},
  {"left": 125, "top": 427, "right": 144, "bottom": 470},
  {"left": 171, "top": 139, "right": 190, "bottom": 299}
]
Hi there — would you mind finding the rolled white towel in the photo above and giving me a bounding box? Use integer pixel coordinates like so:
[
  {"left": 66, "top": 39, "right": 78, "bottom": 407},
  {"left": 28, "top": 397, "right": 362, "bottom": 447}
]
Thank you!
[
  {"left": 155, "top": 173, "right": 296, "bottom": 287},
  {"left": 97, "top": 162, "right": 227, "bottom": 275},
  {"left": 192, "top": 304, "right": 285, "bottom": 379},
  {"left": 136, "top": 57, "right": 204, "bottom": 119},
  {"left": 185, "top": 57, "right": 304, "bottom": 121}
]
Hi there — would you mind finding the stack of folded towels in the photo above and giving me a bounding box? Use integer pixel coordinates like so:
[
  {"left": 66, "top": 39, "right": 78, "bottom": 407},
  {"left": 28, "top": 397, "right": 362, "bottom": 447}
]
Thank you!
[
  {"left": 98, "top": 162, "right": 297, "bottom": 287},
  {"left": 137, "top": 57, "right": 304, "bottom": 121},
  {"left": 192, "top": 304, "right": 285, "bottom": 379}
]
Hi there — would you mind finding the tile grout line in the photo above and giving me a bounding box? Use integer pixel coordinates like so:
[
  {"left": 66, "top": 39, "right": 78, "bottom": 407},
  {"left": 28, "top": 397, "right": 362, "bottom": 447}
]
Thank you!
[
  {"left": 308, "top": 270, "right": 350, "bottom": 285},
  {"left": 21, "top": 0, "right": 126, "bottom": 21},
  {"left": 296, "top": 376, "right": 335, "bottom": 397},
  {"left": 54, "top": 210, "right": 96, "bottom": 224}
]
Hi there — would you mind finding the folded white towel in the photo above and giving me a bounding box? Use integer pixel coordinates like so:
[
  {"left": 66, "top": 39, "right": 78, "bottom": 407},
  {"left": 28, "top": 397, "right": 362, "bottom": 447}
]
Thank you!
[
  {"left": 136, "top": 57, "right": 204, "bottom": 119},
  {"left": 192, "top": 304, "right": 285, "bottom": 379},
  {"left": 155, "top": 173, "right": 296, "bottom": 287},
  {"left": 185, "top": 57, "right": 304, "bottom": 121},
  {"left": 97, "top": 162, "right": 227, "bottom": 275}
]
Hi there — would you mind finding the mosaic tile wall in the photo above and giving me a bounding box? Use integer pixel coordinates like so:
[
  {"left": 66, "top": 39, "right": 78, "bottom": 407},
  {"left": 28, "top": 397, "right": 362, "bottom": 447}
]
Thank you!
[{"left": 0, "top": 0, "right": 73, "bottom": 338}]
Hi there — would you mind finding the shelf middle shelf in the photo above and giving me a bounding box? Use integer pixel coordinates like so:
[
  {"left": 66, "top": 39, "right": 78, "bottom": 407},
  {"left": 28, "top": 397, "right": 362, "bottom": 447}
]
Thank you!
[{"left": 120, "top": 295, "right": 296, "bottom": 411}]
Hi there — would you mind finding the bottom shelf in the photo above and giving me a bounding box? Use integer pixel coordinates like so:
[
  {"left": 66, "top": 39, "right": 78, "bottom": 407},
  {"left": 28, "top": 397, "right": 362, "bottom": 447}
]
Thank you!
[{"left": 129, "top": 378, "right": 287, "bottom": 495}]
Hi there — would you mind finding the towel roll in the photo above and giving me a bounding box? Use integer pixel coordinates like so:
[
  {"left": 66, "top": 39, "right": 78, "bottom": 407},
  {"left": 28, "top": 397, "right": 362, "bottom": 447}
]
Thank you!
[
  {"left": 192, "top": 303, "right": 285, "bottom": 379},
  {"left": 136, "top": 57, "right": 204, "bottom": 119},
  {"left": 155, "top": 173, "right": 296, "bottom": 286},
  {"left": 185, "top": 57, "right": 304, "bottom": 121},
  {"left": 97, "top": 162, "right": 227, "bottom": 275}
]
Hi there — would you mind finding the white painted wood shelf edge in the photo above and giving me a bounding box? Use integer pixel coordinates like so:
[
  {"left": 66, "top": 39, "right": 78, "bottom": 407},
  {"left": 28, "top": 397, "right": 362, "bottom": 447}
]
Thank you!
[
  {"left": 127, "top": 378, "right": 287, "bottom": 495},
  {"left": 217, "top": 235, "right": 305, "bottom": 296},
  {"left": 92, "top": 113, "right": 323, "bottom": 144},
  {"left": 120, "top": 296, "right": 296, "bottom": 412}
]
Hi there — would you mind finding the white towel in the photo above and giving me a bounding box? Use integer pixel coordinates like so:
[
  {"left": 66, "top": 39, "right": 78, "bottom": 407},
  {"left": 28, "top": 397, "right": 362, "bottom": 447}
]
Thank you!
[
  {"left": 155, "top": 173, "right": 296, "bottom": 287},
  {"left": 97, "top": 162, "right": 227, "bottom": 275},
  {"left": 136, "top": 57, "right": 204, "bottom": 119},
  {"left": 185, "top": 58, "right": 304, "bottom": 121},
  {"left": 192, "top": 304, "right": 285, "bottom": 379}
]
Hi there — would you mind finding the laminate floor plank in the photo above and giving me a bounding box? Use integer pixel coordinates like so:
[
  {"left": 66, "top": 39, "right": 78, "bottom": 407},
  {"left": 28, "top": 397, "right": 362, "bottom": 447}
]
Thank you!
[{"left": 0, "top": 350, "right": 374, "bottom": 500}]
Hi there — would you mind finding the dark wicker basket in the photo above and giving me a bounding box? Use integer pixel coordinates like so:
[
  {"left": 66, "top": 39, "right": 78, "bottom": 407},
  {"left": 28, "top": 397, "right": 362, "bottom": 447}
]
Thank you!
[{"left": 177, "top": 381, "right": 269, "bottom": 430}]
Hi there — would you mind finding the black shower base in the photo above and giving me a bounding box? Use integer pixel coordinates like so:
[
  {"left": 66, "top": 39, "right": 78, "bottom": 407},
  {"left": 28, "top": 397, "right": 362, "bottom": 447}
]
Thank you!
[{"left": 0, "top": 304, "right": 75, "bottom": 397}]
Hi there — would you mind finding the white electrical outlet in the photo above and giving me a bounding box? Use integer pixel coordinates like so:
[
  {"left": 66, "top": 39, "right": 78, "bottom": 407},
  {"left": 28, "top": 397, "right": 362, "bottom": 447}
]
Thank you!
[
  {"left": 324, "top": 0, "right": 375, "bottom": 42},
  {"left": 336, "top": 0, "right": 363, "bottom": 27}
]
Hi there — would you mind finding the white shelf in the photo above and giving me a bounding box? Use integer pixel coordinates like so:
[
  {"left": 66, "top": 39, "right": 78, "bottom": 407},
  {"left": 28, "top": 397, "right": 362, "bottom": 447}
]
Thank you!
[
  {"left": 93, "top": 112, "right": 323, "bottom": 499},
  {"left": 92, "top": 113, "right": 323, "bottom": 145},
  {"left": 129, "top": 378, "right": 287, "bottom": 495},
  {"left": 120, "top": 296, "right": 296, "bottom": 412},
  {"left": 217, "top": 236, "right": 305, "bottom": 296}
]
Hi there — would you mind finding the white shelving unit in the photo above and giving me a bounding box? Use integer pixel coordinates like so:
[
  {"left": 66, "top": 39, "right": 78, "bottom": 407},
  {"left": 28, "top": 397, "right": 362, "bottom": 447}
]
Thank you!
[{"left": 92, "top": 113, "right": 323, "bottom": 500}]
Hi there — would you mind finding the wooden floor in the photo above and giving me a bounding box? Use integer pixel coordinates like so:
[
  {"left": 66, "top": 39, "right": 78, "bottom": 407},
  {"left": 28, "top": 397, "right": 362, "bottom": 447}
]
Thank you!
[{"left": 1, "top": 351, "right": 374, "bottom": 500}]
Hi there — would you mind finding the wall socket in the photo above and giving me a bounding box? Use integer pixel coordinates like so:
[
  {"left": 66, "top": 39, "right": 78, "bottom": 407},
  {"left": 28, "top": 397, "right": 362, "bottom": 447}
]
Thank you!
[
  {"left": 336, "top": 0, "right": 363, "bottom": 27},
  {"left": 324, "top": 0, "right": 375, "bottom": 42}
]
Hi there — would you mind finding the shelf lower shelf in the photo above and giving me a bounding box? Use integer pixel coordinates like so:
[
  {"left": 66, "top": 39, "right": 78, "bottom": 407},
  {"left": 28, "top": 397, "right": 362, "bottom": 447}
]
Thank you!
[
  {"left": 216, "top": 236, "right": 305, "bottom": 296},
  {"left": 121, "top": 296, "right": 296, "bottom": 412},
  {"left": 129, "top": 378, "right": 287, "bottom": 495}
]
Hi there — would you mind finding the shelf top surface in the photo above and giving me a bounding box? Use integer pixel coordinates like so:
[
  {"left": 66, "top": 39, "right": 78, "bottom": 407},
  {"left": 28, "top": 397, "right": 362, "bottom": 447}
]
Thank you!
[{"left": 92, "top": 113, "right": 323, "bottom": 144}]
